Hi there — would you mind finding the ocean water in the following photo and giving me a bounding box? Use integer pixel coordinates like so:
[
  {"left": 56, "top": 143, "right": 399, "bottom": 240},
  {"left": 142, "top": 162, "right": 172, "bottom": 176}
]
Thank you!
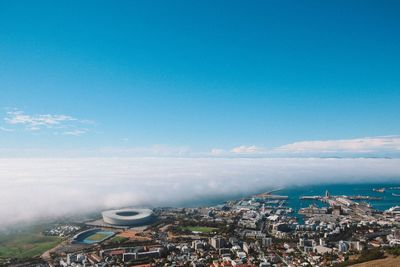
[
  {"left": 184, "top": 183, "right": 400, "bottom": 222},
  {"left": 278, "top": 183, "right": 400, "bottom": 213}
]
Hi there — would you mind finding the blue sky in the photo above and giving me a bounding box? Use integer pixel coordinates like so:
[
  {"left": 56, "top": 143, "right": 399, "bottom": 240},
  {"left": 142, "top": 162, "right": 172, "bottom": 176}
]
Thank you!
[{"left": 0, "top": 1, "right": 400, "bottom": 156}]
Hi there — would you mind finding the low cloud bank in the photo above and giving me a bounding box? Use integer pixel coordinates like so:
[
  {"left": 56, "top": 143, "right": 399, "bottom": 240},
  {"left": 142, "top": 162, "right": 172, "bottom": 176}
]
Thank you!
[
  {"left": 276, "top": 136, "right": 400, "bottom": 153},
  {"left": 212, "top": 136, "right": 400, "bottom": 157},
  {"left": 0, "top": 157, "right": 399, "bottom": 228}
]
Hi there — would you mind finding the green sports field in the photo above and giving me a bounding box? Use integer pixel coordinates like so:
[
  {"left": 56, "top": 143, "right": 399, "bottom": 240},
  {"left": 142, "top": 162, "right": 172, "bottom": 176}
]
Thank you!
[
  {"left": 85, "top": 232, "right": 111, "bottom": 242},
  {"left": 180, "top": 226, "right": 218, "bottom": 233}
]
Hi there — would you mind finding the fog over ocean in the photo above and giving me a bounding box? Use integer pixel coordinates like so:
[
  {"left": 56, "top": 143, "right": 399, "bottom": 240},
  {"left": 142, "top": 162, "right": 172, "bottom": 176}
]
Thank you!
[{"left": 0, "top": 157, "right": 400, "bottom": 229}]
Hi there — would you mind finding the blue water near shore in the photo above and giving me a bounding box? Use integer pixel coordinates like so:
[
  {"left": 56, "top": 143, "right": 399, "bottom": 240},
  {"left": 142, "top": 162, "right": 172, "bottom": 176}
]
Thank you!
[
  {"left": 278, "top": 183, "right": 400, "bottom": 213},
  {"left": 189, "top": 183, "right": 400, "bottom": 224}
]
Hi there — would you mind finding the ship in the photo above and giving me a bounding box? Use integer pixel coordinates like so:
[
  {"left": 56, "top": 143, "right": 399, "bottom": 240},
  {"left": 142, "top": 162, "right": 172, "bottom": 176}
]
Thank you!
[
  {"left": 392, "top": 193, "right": 400, "bottom": 197},
  {"left": 300, "top": 196, "right": 321, "bottom": 200},
  {"left": 347, "top": 195, "right": 382, "bottom": 200},
  {"left": 373, "top": 188, "right": 385, "bottom": 193}
]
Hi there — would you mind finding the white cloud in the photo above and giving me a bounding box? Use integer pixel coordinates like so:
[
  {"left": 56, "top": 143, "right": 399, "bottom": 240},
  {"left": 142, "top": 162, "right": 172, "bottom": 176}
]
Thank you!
[
  {"left": 62, "top": 129, "right": 88, "bottom": 136},
  {"left": 3, "top": 109, "right": 92, "bottom": 136},
  {"left": 228, "top": 136, "right": 400, "bottom": 156},
  {"left": 5, "top": 110, "right": 75, "bottom": 129},
  {"left": 231, "top": 145, "right": 266, "bottom": 154},
  {"left": 0, "top": 157, "right": 399, "bottom": 228},
  {"left": 276, "top": 136, "right": 400, "bottom": 153}
]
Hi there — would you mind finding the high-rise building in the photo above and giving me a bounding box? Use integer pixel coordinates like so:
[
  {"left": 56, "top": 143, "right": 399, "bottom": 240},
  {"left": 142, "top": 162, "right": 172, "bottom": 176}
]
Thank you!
[
  {"left": 338, "top": 240, "right": 349, "bottom": 252},
  {"left": 262, "top": 237, "right": 273, "bottom": 247},
  {"left": 210, "top": 236, "right": 225, "bottom": 249}
]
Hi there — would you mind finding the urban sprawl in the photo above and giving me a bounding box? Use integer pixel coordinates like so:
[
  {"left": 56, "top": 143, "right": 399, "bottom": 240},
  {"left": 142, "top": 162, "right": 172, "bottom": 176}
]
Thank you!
[{"left": 7, "top": 188, "right": 400, "bottom": 267}]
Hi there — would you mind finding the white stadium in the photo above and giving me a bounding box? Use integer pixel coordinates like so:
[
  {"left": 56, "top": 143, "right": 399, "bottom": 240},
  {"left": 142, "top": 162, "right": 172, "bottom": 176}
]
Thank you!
[{"left": 102, "top": 208, "right": 154, "bottom": 226}]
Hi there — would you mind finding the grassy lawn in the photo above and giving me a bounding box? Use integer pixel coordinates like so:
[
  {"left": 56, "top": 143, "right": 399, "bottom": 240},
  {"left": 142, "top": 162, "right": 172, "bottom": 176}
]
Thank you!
[
  {"left": 180, "top": 226, "right": 218, "bottom": 233},
  {"left": 0, "top": 231, "right": 62, "bottom": 261}
]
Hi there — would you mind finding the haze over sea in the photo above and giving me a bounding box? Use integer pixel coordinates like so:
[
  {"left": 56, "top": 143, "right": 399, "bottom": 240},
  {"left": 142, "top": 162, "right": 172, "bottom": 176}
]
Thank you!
[{"left": 0, "top": 157, "right": 400, "bottom": 229}]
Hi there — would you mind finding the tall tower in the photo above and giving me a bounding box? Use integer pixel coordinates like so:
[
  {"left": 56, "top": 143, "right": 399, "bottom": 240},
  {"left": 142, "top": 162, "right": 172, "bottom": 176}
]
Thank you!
[{"left": 325, "top": 190, "right": 330, "bottom": 198}]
